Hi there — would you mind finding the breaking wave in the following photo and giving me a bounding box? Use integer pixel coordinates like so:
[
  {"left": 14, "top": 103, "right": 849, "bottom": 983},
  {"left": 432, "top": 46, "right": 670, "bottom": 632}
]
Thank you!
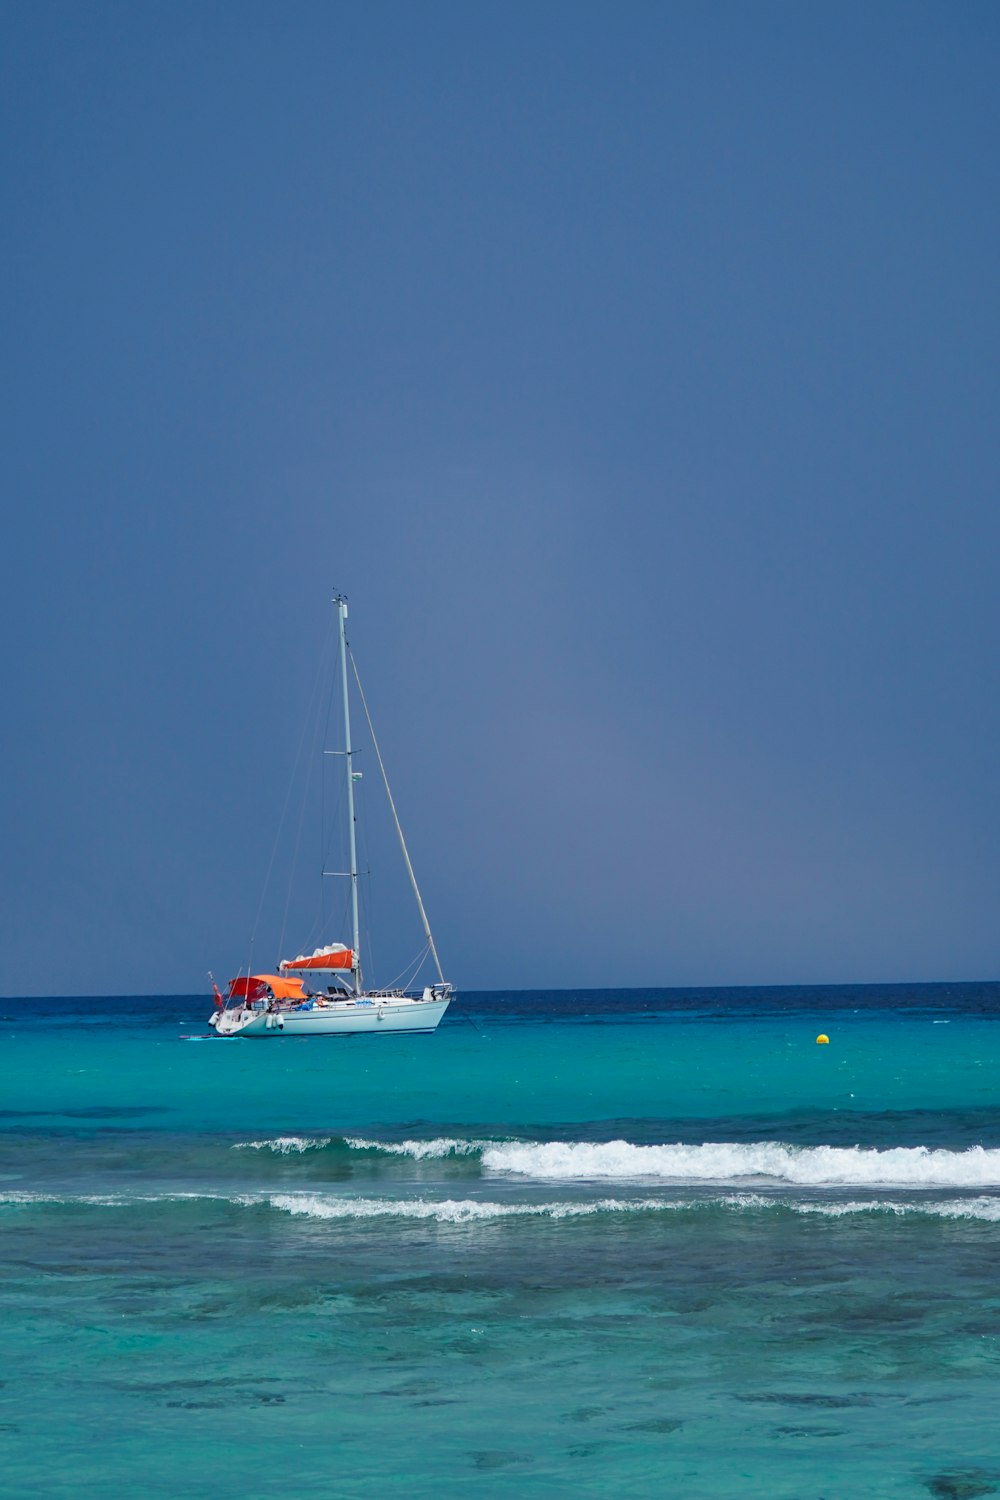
[
  {"left": 234, "top": 1136, "right": 333, "bottom": 1154},
  {"left": 4, "top": 1189, "right": 1000, "bottom": 1222},
  {"left": 233, "top": 1135, "right": 482, "bottom": 1158},
  {"left": 481, "top": 1140, "right": 1000, "bottom": 1188},
  {"left": 233, "top": 1135, "right": 1000, "bottom": 1189},
  {"left": 344, "top": 1137, "right": 483, "bottom": 1159},
  {"left": 263, "top": 1192, "right": 1000, "bottom": 1224},
  {"left": 266, "top": 1193, "right": 662, "bottom": 1222}
]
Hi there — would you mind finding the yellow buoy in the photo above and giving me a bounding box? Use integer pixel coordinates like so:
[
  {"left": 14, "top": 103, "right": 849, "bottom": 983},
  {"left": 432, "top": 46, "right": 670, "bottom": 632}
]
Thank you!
[{"left": 816, "top": 1033, "right": 829, "bottom": 1045}]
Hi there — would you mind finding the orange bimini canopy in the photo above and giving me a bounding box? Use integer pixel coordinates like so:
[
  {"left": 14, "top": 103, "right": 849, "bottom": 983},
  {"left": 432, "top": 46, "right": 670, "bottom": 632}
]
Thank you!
[
  {"left": 228, "top": 974, "right": 307, "bottom": 1002},
  {"left": 279, "top": 943, "right": 357, "bottom": 973}
]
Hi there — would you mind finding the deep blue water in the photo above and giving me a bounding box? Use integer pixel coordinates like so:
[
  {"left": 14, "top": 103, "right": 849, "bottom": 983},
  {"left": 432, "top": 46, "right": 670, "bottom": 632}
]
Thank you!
[{"left": 2, "top": 984, "right": 1000, "bottom": 1498}]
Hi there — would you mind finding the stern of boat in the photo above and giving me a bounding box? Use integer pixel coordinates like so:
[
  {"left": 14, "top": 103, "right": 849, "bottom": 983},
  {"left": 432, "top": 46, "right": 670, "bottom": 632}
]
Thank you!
[{"left": 209, "top": 1006, "right": 276, "bottom": 1037}]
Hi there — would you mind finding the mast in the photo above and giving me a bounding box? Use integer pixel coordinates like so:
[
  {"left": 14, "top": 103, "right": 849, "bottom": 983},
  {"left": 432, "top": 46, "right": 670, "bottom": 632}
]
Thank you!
[{"left": 336, "top": 594, "right": 362, "bottom": 993}]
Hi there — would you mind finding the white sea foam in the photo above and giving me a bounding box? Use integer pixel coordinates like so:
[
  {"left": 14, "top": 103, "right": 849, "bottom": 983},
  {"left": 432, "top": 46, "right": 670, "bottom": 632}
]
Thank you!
[
  {"left": 230, "top": 1135, "right": 1000, "bottom": 1190},
  {"left": 479, "top": 1139, "right": 1000, "bottom": 1188},
  {"left": 343, "top": 1136, "right": 483, "bottom": 1159},
  {"left": 263, "top": 1192, "right": 1000, "bottom": 1224},
  {"left": 790, "top": 1195, "right": 1000, "bottom": 1221},
  {"left": 0, "top": 1190, "right": 235, "bottom": 1207},
  {"left": 0, "top": 1191, "right": 130, "bottom": 1206},
  {"left": 234, "top": 1136, "right": 332, "bottom": 1154},
  {"left": 3, "top": 1189, "right": 1000, "bottom": 1222},
  {"left": 232, "top": 1135, "right": 482, "bottom": 1158},
  {"left": 265, "top": 1193, "right": 666, "bottom": 1222}
]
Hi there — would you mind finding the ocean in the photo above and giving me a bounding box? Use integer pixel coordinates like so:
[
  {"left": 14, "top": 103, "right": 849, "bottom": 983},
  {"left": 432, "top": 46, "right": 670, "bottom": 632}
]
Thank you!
[{"left": 2, "top": 984, "right": 999, "bottom": 1498}]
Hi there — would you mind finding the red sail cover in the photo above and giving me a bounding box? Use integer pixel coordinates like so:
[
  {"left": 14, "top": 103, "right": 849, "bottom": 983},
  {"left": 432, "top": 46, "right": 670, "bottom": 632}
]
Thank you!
[{"left": 279, "top": 944, "right": 356, "bottom": 972}]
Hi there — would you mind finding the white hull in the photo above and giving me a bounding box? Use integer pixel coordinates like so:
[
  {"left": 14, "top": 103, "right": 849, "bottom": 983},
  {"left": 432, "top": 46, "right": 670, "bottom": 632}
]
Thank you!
[{"left": 210, "top": 993, "right": 451, "bottom": 1038}]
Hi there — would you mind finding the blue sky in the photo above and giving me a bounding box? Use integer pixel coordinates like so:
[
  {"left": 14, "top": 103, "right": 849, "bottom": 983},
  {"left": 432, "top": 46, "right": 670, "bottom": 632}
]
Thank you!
[{"left": 3, "top": 1, "right": 998, "bottom": 995}]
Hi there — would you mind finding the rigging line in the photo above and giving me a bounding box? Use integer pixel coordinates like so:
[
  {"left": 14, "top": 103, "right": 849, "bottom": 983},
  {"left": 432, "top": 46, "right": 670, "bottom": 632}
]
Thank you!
[
  {"left": 278, "top": 682, "right": 328, "bottom": 963},
  {"left": 298, "top": 864, "right": 338, "bottom": 954},
  {"left": 349, "top": 649, "right": 446, "bottom": 984},
  {"left": 277, "top": 619, "right": 336, "bottom": 963},
  {"left": 355, "top": 771, "right": 376, "bottom": 982},
  {"left": 384, "top": 940, "right": 431, "bottom": 992},
  {"left": 318, "top": 642, "right": 338, "bottom": 940},
  {"left": 244, "top": 612, "right": 336, "bottom": 985},
  {"left": 300, "top": 766, "right": 358, "bottom": 959},
  {"left": 326, "top": 774, "right": 352, "bottom": 960},
  {"left": 401, "top": 947, "right": 432, "bottom": 993},
  {"left": 321, "top": 763, "right": 347, "bottom": 871}
]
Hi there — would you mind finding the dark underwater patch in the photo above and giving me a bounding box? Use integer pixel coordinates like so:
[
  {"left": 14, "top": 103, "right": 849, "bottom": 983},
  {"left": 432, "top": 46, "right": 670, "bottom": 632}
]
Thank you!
[
  {"left": 925, "top": 1470, "right": 999, "bottom": 1500},
  {"left": 737, "top": 1392, "right": 874, "bottom": 1408},
  {"left": 164, "top": 1390, "right": 286, "bottom": 1410},
  {"left": 63, "top": 1105, "right": 172, "bottom": 1118},
  {"left": 376, "top": 1381, "right": 441, "bottom": 1398},
  {"left": 772, "top": 1425, "right": 846, "bottom": 1438},
  {"left": 564, "top": 1405, "right": 605, "bottom": 1423},
  {"left": 469, "top": 1450, "right": 533, "bottom": 1470},
  {"left": 113, "top": 1376, "right": 284, "bottom": 1396},
  {"left": 621, "top": 1417, "right": 683, "bottom": 1435},
  {"left": 0, "top": 1105, "right": 170, "bottom": 1120},
  {"left": 165, "top": 1399, "right": 228, "bottom": 1409}
]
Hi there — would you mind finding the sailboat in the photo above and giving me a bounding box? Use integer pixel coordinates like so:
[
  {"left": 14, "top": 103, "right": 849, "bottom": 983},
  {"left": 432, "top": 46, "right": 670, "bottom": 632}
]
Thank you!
[{"left": 209, "top": 595, "right": 454, "bottom": 1038}]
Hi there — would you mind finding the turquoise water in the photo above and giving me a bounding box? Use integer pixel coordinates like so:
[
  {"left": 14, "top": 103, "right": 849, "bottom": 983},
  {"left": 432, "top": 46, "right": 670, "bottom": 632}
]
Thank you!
[{"left": 3, "top": 986, "right": 1000, "bottom": 1498}]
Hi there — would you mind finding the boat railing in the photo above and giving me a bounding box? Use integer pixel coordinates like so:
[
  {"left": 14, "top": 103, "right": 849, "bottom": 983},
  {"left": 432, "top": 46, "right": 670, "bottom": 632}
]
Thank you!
[{"left": 263, "top": 986, "right": 452, "bottom": 1009}]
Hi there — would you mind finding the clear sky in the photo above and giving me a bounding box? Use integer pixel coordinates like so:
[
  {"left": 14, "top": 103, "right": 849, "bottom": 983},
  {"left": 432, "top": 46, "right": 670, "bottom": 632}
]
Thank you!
[{"left": 3, "top": 1, "right": 998, "bottom": 996}]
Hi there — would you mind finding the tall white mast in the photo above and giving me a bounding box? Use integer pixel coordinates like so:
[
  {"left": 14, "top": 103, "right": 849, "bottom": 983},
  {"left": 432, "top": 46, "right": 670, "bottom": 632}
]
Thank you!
[{"left": 336, "top": 594, "right": 362, "bottom": 993}]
